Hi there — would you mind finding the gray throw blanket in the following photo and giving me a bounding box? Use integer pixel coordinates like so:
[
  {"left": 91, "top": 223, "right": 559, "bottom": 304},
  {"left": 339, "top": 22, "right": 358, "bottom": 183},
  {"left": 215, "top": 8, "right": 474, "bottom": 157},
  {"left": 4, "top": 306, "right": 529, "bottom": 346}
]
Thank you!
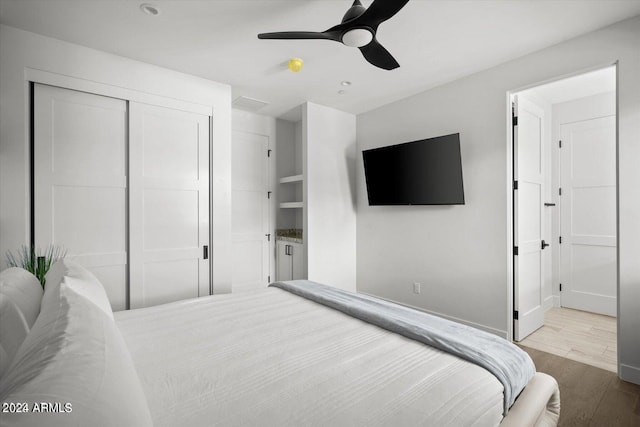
[{"left": 270, "top": 280, "right": 535, "bottom": 415}]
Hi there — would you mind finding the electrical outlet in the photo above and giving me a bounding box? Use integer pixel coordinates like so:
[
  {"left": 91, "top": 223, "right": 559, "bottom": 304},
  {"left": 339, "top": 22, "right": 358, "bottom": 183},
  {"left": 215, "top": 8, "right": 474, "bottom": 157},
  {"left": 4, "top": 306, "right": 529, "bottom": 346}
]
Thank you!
[{"left": 413, "top": 282, "right": 421, "bottom": 294}]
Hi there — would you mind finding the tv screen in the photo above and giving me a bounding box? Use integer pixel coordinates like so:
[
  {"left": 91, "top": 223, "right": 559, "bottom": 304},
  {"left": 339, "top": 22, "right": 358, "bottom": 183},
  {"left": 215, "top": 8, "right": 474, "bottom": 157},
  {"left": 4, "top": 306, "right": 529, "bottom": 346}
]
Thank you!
[{"left": 362, "top": 133, "right": 465, "bottom": 205}]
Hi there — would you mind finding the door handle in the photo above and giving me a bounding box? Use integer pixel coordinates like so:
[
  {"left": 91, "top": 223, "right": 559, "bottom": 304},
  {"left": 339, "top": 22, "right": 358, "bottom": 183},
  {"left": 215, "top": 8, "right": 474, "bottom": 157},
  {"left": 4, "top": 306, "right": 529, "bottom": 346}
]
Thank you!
[
  {"left": 541, "top": 240, "right": 549, "bottom": 250},
  {"left": 203, "top": 245, "right": 209, "bottom": 259}
]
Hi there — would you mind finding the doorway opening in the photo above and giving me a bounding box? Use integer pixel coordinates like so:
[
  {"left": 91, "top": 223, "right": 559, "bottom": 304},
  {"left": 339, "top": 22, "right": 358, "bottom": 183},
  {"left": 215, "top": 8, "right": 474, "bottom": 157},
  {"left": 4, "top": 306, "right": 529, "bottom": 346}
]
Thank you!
[{"left": 509, "top": 65, "right": 618, "bottom": 373}]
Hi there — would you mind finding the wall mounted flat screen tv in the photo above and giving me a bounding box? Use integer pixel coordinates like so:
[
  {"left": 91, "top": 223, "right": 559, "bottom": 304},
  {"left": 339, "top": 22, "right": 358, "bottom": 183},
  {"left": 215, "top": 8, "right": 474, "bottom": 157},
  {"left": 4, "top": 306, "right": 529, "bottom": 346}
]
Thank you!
[{"left": 362, "top": 133, "right": 465, "bottom": 205}]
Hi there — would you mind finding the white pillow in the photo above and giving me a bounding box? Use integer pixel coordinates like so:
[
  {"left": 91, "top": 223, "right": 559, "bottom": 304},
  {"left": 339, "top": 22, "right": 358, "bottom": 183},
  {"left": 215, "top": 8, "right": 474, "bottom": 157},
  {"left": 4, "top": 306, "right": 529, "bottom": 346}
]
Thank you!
[
  {"left": 0, "top": 295, "right": 30, "bottom": 377},
  {"left": 0, "top": 267, "right": 43, "bottom": 328},
  {"left": 0, "top": 281, "right": 153, "bottom": 427},
  {"left": 43, "top": 259, "right": 113, "bottom": 318}
]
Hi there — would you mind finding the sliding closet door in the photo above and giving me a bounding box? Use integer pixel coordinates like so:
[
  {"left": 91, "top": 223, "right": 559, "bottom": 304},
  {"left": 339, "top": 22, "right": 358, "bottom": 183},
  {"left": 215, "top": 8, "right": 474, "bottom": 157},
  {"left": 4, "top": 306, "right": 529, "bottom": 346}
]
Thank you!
[
  {"left": 34, "top": 84, "right": 128, "bottom": 310},
  {"left": 129, "top": 102, "right": 210, "bottom": 308}
]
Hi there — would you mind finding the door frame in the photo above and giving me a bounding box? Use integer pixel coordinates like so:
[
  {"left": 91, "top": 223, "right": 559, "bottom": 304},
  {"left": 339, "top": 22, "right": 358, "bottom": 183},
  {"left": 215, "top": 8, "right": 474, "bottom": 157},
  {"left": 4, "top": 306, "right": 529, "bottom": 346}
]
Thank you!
[{"left": 505, "top": 63, "right": 619, "bottom": 366}]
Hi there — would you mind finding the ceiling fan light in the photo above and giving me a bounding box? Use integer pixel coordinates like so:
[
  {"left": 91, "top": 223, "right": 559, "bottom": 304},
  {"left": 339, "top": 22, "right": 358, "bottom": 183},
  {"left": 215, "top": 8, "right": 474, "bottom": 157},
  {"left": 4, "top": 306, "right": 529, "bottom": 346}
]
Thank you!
[{"left": 341, "top": 28, "right": 373, "bottom": 47}]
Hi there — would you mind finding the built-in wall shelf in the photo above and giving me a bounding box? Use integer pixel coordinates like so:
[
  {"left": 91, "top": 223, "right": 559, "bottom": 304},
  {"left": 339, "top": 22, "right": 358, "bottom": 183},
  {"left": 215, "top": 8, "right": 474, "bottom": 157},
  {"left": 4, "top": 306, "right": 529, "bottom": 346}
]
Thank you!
[
  {"left": 280, "top": 202, "right": 304, "bottom": 209},
  {"left": 279, "top": 174, "right": 303, "bottom": 184}
]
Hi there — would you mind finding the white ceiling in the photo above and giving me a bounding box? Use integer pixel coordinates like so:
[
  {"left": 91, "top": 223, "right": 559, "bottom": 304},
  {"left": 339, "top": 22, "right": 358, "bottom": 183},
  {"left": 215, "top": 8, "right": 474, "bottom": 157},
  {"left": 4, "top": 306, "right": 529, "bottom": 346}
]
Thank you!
[{"left": 1, "top": 0, "right": 639, "bottom": 119}]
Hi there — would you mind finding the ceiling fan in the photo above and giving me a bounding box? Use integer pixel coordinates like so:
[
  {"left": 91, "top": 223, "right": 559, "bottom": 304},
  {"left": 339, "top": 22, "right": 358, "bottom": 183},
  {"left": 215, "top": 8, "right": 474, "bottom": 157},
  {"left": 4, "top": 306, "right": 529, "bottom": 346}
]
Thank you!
[{"left": 257, "top": 0, "right": 410, "bottom": 71}]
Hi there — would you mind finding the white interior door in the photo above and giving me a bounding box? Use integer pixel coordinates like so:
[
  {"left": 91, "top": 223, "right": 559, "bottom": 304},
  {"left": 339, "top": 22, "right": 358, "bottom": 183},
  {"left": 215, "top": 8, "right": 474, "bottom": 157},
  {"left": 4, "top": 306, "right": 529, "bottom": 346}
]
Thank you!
[
  {"left": 513, "top": 95, "right": 546, "bottom": 341},
  {"left": 231, "top": 130, "right": 270, "bottom": 292},
  {"left": 129, "top": 102, "right": 210, "bottom": 308},
  {"left": 34, "top": 84, "right": 128, "bottom": 310},
  {"left": 560, "top": 116, "right": 616, "bottom": 316}
]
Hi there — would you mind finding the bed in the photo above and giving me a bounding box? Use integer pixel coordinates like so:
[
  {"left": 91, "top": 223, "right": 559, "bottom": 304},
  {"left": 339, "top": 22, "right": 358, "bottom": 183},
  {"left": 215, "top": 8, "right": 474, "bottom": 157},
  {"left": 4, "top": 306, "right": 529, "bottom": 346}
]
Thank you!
[{"left": 0, "top": 260, "right": 560, "bottom": 426}]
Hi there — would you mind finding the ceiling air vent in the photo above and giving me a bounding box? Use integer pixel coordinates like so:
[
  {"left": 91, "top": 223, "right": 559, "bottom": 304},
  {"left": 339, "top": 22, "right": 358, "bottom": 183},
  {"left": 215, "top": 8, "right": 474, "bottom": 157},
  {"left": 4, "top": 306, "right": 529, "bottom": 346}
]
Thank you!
[{"left": 232, "top": 96, "right": 269, "bottom": 112}]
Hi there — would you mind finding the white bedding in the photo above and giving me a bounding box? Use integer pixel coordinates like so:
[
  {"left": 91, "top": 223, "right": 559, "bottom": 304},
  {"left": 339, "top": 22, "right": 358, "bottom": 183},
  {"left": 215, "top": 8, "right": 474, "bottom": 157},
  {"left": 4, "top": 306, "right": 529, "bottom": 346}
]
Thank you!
[{"left": 115, "top": 287, "right": 505, "bottom": 427}]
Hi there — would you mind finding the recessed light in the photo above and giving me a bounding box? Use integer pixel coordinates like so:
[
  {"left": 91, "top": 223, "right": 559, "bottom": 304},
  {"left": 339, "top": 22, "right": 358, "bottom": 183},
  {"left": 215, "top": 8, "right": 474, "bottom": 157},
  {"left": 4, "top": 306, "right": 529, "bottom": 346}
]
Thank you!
[
  {"left": 338, "top": 90, "right": 347, "bottom": 95},
  {"left": 140, "top": 3, "right": 160, "bottom": 16},
  {"left": 341, "top": 81, "right": 352, "bottom": 86}
]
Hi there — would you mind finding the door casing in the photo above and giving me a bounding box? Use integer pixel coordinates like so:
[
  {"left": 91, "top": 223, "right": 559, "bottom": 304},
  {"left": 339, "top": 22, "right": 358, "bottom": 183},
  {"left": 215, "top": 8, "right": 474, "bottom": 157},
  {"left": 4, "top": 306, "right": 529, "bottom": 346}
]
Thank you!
[{"left": 505, "top": 63, "right": 619, "bottom": 351}]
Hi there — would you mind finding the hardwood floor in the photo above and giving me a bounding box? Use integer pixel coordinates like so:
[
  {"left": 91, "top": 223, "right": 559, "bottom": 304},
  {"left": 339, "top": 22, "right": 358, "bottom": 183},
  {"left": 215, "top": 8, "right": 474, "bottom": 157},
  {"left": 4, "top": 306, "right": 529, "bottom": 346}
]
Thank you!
[
  {"left": 518, "top": 307, "right": 617, "bottom": 372},
  {"left": 520, "top": 346, "right": 640, "bottom": 427}
]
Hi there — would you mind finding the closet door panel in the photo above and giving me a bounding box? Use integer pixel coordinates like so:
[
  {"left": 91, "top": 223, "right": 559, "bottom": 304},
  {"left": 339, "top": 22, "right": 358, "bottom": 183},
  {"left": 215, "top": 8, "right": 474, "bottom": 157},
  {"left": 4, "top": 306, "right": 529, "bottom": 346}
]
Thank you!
[
  {"left": 143, "top": 189, "right": 199, "bottom": 249},
  {"left": 52, "top": 186, "right": 126, "bottom": 253},
  {"left": 34, "top": 84, "right": 128, "bottom": 311},
  {"left": 141, "top": 114, "right": 200, "bottom": 180},
  {"left": 129, "top": 102, "right": 210, "bottom": 308}
]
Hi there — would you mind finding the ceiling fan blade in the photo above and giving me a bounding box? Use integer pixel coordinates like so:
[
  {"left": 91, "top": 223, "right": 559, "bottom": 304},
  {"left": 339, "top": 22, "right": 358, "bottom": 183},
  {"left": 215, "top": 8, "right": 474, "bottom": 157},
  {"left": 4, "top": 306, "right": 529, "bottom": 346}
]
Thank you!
[
  {"left": 323, "top": 22, "right": 352, "bottom": 39},
  {"left": 359, "top": 39, "right": 400, "bottom": 70},
  {"left": 355, "top": 0, "right": 410, "bottom": 29},
  {"left": 258, "top": 31, "right": 336, "bottom": 41}
]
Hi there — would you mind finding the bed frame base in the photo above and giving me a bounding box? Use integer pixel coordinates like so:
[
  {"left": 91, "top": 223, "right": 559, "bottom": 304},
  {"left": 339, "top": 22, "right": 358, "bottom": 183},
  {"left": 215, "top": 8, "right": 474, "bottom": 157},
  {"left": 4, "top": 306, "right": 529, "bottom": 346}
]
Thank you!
[{"left": 500, "top": 372, "right": 560, "bottom": 427}]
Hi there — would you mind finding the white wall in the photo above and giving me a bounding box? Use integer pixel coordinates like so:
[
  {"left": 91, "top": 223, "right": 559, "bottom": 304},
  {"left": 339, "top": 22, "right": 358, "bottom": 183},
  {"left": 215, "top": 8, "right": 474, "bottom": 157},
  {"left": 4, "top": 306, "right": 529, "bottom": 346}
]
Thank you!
[
  {"left": 356, "top": 15, "right": 640, "bottom": 383},
  {"left": 304, "top": 102, "right": 357, "bottom": 291},
  {"left": 275, "top": 118, "right": 296, "bottom": 230},
  {"left": 0, "top": 25, "right": 233, "bottom": 294},
  {"left": 275, "top": 117, "right": 304, "bottom": 230},
  {"left": 294, "top": 121, "right": 304, "bottom": 229},
  {"left": 551, "top": 91, "right": 616, "bottom": 306}
]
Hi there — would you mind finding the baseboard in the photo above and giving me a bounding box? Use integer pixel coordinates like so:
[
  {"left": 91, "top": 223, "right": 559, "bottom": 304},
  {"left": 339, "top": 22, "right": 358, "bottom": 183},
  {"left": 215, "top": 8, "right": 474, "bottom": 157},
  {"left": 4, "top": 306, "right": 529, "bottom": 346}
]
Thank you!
[
  {"left": 552, "top": 295, "right": 561, "bottom": 307},
  {"left": 543, "top": 295, "right": 554, "bottom": 311},
  {"left": 358, "top": 291, "right": 508, "bottom": 339},
  {"left": 620, "top": 364, "right": 640, "bottom": 385}
]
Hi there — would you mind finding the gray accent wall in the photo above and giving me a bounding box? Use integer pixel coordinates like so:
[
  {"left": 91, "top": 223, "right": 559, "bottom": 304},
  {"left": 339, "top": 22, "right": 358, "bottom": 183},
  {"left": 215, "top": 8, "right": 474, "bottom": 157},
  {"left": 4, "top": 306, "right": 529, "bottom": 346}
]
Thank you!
[{"left": 356, "top": 16, "right": 640, "bottom": 382}]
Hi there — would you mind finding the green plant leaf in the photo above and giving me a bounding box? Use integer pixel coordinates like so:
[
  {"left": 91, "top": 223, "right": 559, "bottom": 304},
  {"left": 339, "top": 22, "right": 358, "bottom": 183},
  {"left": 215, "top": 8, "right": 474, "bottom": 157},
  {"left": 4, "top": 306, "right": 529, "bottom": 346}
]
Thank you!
[{"left": 5, "top": 244, "right": 67, "bottom": 287}]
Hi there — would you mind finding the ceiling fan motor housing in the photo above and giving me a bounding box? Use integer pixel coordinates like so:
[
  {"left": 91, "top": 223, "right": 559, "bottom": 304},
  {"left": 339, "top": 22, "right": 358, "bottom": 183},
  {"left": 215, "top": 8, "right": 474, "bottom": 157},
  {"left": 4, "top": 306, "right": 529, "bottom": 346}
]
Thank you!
[
  {"left": 257, "top": 0, "right": 411, "bottom": 70},
  {"left": 340, "top": 0, "right": 371, "bottom": 47},
  {"left": 342, "top": 0, "right": 367, "bottom": 23}
]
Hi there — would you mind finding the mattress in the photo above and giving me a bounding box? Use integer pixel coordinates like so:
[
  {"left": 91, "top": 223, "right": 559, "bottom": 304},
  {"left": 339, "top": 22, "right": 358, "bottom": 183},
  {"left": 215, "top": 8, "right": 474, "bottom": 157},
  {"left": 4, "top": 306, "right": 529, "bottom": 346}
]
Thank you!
[{"left": 115, "top": 287, "right": 505, "bottom": 426}]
